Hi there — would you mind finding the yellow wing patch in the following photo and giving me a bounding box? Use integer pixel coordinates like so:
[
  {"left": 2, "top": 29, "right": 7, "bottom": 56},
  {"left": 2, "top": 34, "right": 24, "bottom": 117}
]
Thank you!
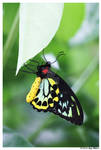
[
  {"left": 48, "top": 78, "right": 55, "bottom": 86},
  {"left": 32, "top": 101, "right": 48, "bottom": 110},
  {"left": 26, "top": 77, "right": 41, "bottom": 103},
  {"left": 56, "top": 88, "right": 59, "bottom": 95},
  {"left": 53, "top": 97, "right": 59, "bottom": 102},
  {"left": 48, "top": 78, "right": 59, "bottom": 102}
]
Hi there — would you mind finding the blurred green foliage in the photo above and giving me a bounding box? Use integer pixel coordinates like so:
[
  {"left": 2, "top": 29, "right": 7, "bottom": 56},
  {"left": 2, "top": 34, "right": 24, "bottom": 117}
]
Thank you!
[
  {"left": 56, "top": 3, "right": 85, "bottom": 42},
  {"left": 3, "top": 3, "right": 99, "bottom": 147}
]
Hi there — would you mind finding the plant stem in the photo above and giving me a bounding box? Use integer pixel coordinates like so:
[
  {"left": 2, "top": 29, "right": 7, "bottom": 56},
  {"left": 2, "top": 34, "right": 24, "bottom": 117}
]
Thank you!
[
  {"left": 72, "top": 53, "right": 99, "bottom": 93},
  {"left": 3, "top": 9, "right": 19, "bottom": 68}
]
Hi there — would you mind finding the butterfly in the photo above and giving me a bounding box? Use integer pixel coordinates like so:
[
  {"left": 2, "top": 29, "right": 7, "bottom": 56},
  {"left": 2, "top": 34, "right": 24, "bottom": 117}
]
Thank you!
[{"left": 23, "top": 52, "right": 83, "bottom": 125}]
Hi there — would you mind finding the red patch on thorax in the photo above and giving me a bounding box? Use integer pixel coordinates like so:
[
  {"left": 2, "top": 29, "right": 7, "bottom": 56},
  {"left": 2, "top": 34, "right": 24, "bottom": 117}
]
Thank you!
[{"left": 42, "top": 69, "right": 48, "bottom": 74}]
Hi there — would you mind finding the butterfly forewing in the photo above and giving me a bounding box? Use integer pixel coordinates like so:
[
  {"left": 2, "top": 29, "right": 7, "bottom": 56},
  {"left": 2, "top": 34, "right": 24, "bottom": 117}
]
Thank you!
[{"left": 46, "top": 70, "right": 83, "bottom": 125}]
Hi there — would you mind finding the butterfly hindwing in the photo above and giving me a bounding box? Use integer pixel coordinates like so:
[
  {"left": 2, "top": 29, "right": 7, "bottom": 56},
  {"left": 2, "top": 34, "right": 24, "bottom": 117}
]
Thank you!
[{"left": 30, "top": 78, "right": 59, "bottom": 112}]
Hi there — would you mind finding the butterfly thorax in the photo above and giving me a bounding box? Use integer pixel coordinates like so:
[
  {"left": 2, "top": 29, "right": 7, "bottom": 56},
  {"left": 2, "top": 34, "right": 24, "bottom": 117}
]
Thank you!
[{"left": 36, "top": 62, "right": 51, "bottom": 78}]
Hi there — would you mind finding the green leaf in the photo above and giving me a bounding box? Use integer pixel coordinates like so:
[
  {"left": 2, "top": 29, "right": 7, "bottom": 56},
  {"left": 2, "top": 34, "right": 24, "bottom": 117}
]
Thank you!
[
  {"left": 3, "top": 3, "right": 19, "bottom": 68},
  {"left": 3, "top": 126, "right": 33, "bottom": 147},
  {"left": 69, "top": 3, "right": 99, "bottom": 46},
  {"left": 3, "top": 3, "right": 19, "bottom": 34},
  {"left": 56, "top": 3, "right": 85, "bottom": 42}
]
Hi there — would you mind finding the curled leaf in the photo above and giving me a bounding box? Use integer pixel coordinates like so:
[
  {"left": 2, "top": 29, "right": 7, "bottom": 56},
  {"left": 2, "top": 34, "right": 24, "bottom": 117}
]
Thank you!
[{"left": 16, "top": 3, "right": 64, "bottom": 74}]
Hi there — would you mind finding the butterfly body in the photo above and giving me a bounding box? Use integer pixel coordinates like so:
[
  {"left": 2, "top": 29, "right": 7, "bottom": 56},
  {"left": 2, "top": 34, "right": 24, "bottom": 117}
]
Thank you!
[{"left": 26, "top": 62, "right": 83, "bottom": 125}]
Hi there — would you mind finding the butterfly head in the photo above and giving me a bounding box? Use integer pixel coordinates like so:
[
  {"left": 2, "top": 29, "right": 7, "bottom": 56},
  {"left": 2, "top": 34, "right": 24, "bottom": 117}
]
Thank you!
[{"left": 36, "top": 62, "right": 51, "bottom": 78}]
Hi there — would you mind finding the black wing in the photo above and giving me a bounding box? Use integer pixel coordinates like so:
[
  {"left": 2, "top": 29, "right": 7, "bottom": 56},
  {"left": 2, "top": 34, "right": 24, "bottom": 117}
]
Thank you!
[{"left": 46, "top": 70, "right": 83, "bottom": 125}]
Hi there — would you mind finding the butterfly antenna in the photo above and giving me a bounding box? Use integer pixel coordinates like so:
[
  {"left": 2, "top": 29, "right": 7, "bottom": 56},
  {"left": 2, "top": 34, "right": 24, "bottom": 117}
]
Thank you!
[
  {"left": 23, "top": 64, "right": 36, "bottom": 74},
  {"left": 20, "top": 70, "right": 36, "bottom": 74},
  {"left": 51, "top": 51, "right": 65, "bottom": 64},
  {"left": 29, "top": 59, "right": 40, "bottom": 66},
  {"left": 43, "top": 49, "right": 47, "bottom": 62}
]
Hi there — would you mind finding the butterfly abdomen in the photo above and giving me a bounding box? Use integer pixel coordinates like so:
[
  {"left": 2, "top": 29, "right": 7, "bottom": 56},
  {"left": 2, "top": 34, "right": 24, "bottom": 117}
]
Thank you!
[{"left": 26, "top": 77, "right": 41, "bottom": 103}]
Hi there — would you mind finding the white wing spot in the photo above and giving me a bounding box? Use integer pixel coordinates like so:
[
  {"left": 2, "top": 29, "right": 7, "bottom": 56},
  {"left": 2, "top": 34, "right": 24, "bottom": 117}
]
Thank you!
[
  {"left": 62, "top": 111, "right": 67, "bottom": 116},
  {"left": 63, "top": 102, "right": 67, "bottom": 108},
  {"left": 58, "top": 109, "right": 61, "bottom": 113},
  {"left": 59, "top": 101, "right": 62, "bottom": 106},
  {"left": 68, "top": 107, "right": 72, "bottom": 117}
]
